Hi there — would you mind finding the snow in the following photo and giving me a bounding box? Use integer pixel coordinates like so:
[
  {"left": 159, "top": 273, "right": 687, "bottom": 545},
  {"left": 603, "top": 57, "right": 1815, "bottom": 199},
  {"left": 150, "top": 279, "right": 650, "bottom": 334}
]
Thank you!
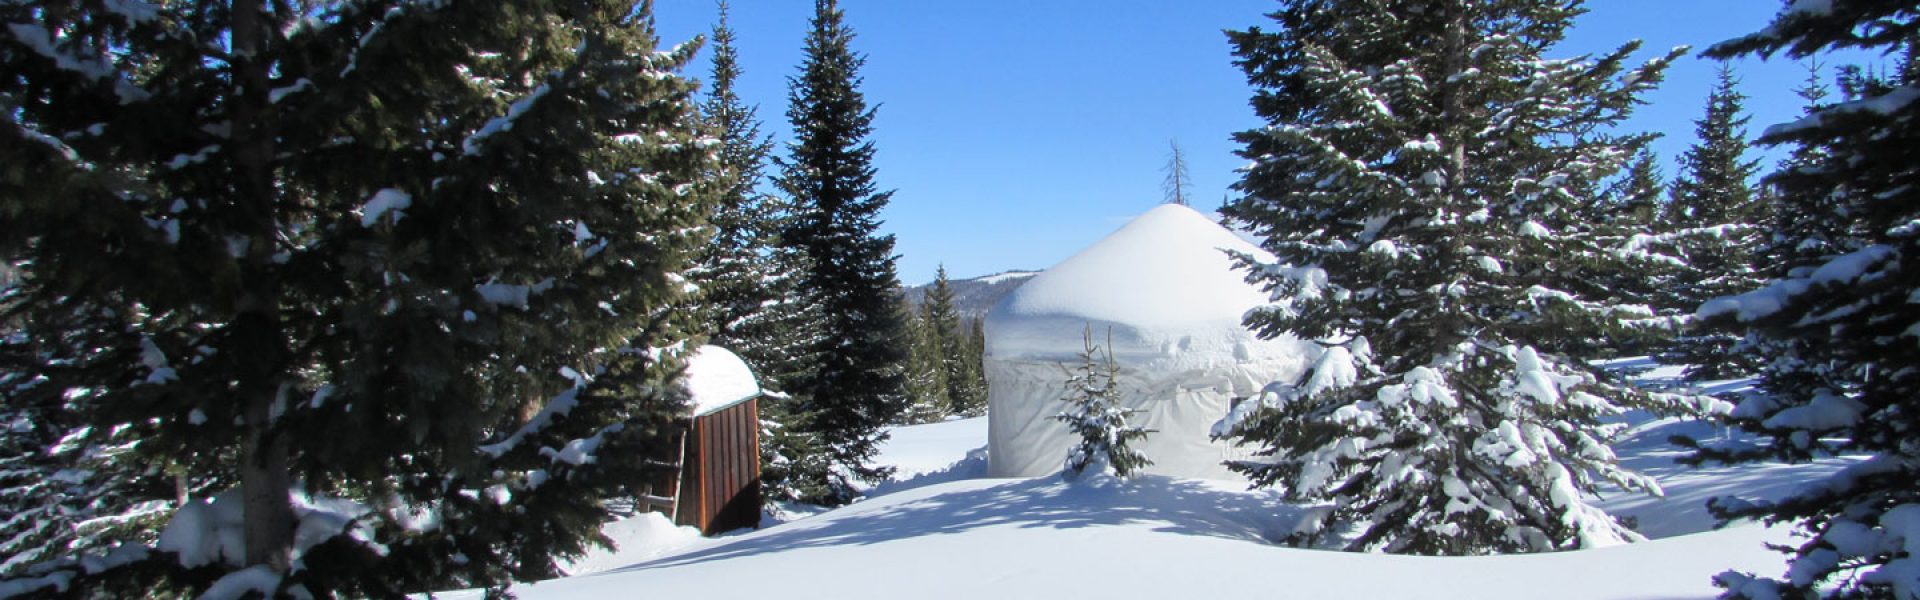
[
  {"left": 1785, "top": 0, "right": 1832, "bottom": 15},
  {"left": 681, "top": 346, "right": 759, "bottom": 417},
  {"left": 984, "top": 204, "right": 1303, "bottom": 369},
  {"left": 156, "top": 493, "right": 243, "bottom": 569},
  {"left": 421, "top": 396, "right": 1853, "bottom": 600},
  {"left": 983, "top": 205, "right": 1318, "bottom": 480},
  {"left": 463, "top": 84, "right": 551, "bottom": 155},
  {"left": 1765, "top": 86, "right": 1920, "bottom": 137},
  {"left": 871, "top": 417, "right": 988, "bottom": 480},
  {"left": 1698, "top": 245, "right": 1894, "bottom": 322},
  {"left": 200, "top": 565, "right": 280, "bottom": 600},
  {"left": 439, "top": 476, "right": 1803, "bottom": 600},
  {"left": 358, "top": 188, "right": 412, "bottom": 227},
  {"left": 560, "top": 513, "right": 702, "bottom": 576},
  {"left": 268, "top": 79, "right": 312, "bottom": 104},
  {"left": 3, "top": 23, "right": 149, "bottom": 103},
  {"left": 970, "top": 270, "right": 1040, "bottom": 285},
  {"left": 478, "top": 373, "right": 585, "bottom": 459}
]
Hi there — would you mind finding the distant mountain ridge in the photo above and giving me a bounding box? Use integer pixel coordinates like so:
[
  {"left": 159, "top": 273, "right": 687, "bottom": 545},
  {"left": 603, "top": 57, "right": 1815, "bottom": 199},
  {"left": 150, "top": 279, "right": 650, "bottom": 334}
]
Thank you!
[{"left": 901, "top": 269, "right": 1039, "bottom": 323}]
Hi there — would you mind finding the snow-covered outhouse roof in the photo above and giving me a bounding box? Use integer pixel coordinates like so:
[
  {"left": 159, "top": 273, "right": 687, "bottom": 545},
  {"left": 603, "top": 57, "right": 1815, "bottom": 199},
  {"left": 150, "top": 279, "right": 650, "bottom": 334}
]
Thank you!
[
  {"left": 983, "top": 203, "right": 1291, "bottom": 370},
  {"left": 681, "top": 345, "right": 761, "bottom": 417}
]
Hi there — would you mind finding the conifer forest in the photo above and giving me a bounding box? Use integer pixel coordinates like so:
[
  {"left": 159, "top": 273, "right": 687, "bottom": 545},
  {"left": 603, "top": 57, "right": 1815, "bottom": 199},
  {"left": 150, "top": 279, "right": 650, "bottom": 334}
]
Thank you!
[{"left": 1, "top": 1, "right": 1917, "bottom": 599}]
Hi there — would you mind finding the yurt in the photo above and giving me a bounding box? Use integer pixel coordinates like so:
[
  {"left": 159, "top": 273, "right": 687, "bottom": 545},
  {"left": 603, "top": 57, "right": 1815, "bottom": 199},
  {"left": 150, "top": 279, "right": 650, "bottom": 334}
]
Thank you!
[{"left": 984, "top": 204, "right": 1315, "bottom": 480}]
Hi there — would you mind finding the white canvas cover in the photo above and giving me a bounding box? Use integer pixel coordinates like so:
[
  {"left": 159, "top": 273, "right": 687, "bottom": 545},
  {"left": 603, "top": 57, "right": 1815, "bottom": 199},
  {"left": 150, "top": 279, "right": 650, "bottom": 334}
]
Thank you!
[{"left": 984, "top": 204, "right": 1315, "bottom": 480}]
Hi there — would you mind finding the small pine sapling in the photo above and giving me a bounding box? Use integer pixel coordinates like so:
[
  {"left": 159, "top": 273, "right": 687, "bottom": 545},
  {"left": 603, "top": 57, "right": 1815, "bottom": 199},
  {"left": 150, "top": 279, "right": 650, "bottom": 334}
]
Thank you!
[{"left": 1054, "top": 327, "right": 1152, "bottom": 481}]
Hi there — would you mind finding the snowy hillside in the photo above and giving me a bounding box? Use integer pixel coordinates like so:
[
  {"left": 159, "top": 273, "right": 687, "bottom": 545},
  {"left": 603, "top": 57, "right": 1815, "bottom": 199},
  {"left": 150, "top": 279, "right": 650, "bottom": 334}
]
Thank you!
[
  {"left": 431, "top": 410, "right": 1843, "bottom": 600},
  {"left": 900, "top": 270, "right": 1039, "bottom": 322}
]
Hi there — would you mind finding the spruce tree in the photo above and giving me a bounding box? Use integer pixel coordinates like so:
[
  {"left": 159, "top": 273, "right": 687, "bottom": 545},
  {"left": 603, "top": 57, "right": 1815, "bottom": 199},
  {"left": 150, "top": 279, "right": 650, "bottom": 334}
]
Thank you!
[
  {"left": 0, "top": 1, "right": 714, "bottom": 596},
  {"left": 688, "top": 1, "right": 835, "bottom": 506},
  {"left": 1661, "top": 66, "right": 1765, "bottom": 380},
  {"left": 1761, "top": 61, "right": 1849, "bottom": 275},
  {"left": 775, "top": 0, "right": 910, "bottom": 502},
  {"left": 1593, "top": 148, "right": 1684, "bottom": 357},
  {"left": 1607, "top": 149, "right": 1667, "bottom": 233},
  {"left": 922, "top": 266, "right": 987, "bottom": 416},
  {"left": 1216, "top": 0, "right": 1689, "bottom": 554},
  {"left": 1054, "top": 328, "right": 1152, "bottom": 480},
  {"left": 900, "top": 296, "right": 951, "bottom": 425},
  {"left": 698, "top": 0, "right": 782, "bottom": 353},
  {"left": 1681, "top": 4, "right": 1920, "bottom": 598},
  {"left": 963, "top": 316, "right": 991, "bottom": 418}
]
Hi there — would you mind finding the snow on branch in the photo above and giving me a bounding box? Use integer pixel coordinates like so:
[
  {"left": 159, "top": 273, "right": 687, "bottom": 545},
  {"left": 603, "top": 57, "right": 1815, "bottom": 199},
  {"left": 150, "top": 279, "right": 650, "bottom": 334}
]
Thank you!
[
  {"left": 3, "top": 23, "right": 150, "bottom": 104},
  {"left": 1698, "top": 245, "right": 1895, "bottom": 322},
  {"left": 461, "top": 84, "right": 551, "bottom": 156},
  {"left": 477, "top": 367, "right": 589, "bottom": 459},
  {"left": 1765, "top": 86, "right": 1920, "bottom": 138}
]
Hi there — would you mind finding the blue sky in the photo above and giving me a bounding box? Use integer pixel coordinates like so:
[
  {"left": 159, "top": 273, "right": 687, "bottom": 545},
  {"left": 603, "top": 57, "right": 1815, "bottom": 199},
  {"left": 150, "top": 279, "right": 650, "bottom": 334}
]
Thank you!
[{"left": 650, "top": 1, "right": 1890, "bottom": 285}]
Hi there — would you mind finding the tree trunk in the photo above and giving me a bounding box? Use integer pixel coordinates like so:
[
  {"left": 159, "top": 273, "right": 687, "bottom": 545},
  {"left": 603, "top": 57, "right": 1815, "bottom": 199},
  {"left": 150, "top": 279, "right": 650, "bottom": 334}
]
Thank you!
[{"left": 231, "top": 0, "right": 296, "bottom": 572}]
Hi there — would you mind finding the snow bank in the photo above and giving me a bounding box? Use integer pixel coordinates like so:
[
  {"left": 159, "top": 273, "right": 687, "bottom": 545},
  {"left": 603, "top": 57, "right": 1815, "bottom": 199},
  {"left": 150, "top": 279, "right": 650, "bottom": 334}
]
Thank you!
[
  {"left": 561, "top": 513, "right": 703, "bottom": 576},
  {"left": 681, "top": 346, "right": 759, "bottom": 417},
  {"left": 872, "top": 417, "right": 988, "bottom": 479}
]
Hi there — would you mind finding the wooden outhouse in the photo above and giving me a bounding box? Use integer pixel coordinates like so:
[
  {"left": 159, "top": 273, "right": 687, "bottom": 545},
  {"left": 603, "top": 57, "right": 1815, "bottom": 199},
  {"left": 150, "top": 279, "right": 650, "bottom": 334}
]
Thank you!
[{"left": 654, "top": 346, "right": 763, "bottom": 536}]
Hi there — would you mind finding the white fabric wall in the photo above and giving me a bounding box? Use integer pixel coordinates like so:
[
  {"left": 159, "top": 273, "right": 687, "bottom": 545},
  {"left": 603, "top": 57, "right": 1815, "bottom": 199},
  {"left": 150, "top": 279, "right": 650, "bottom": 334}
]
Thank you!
[{"left": 985, "top": 357, "right": 1293, "bottom": 480}]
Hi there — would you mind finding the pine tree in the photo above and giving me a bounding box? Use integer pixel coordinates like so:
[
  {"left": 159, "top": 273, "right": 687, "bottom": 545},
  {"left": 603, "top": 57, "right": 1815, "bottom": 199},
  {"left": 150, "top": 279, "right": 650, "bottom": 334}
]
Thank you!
[
  {"left": 1680, "top": 4, "right": 1920, "bottom": 598},
  {"left": 1593, "top": 148, "right": 1684, "bottom": 357},
  {"left": 743, "top": 245, "right": 835, "bottom": 504},
  {"left": 1054, "top": 328, "right": 1152, "bottom": 480},
  {"left": 0, "top": 2, "right": 714, "bottom": 596},
  {"left": 1661, "top": 66, "right": 1765, "bottom": 380},
  {"left": 775, "top": 0, "right": 911, "bottom": 503},
  {"left": 922, "top": 266, "right": 986, "bottom": 416},
  {"left": 698, "top": 0, "right": 783, "bottom": 355},
  {"left": 1607, "top": 149, "right": 1667, "bottom": 232},
  {"left": 687, "top": 0, "right": 834, "bottom": 506},
  {"left": 1215, "top": 0, "right": 1690, "bottom": 555},
  {"left": 1761, "top": 61, "right": 1850, "bottom": 275},
  {"left": 1163, "top": 140, "right": 1193, "bottom": 207},
  {"left": 900, "top": 296, "right": 951, "bottom": 425},
  {"left": 962, "top": 316, "right": 991, "bottom": 418}
]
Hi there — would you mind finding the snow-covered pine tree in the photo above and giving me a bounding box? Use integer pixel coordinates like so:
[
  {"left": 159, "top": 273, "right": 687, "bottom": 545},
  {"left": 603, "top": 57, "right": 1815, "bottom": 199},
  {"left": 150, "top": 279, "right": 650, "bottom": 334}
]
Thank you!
[
  {"left": 1680, "top": 3, "right": 1920, "bottom": 598},
  {"left": 0, "top": 1, "right": 715, "bottom": 596},
  {"left": 900, "top": 296, "right": 951, "bottom": 425},
  {"left": 743, "top": 248, "right": 835, "bottom": 504},
  {"left": 1591, "top": 148, "right": 1684, "bottom": 358},
  {"left": 1660, "top": 66, "right": 1766, "bottom": 380},
  {"left": 687, "top": 1, "right": 835, "bottom": 506},
  {"left": 1054, "top": 328, "right": 1152, "bottom": 480},
  {"left": 922, "top": 266, "right": 987, "bottom": 416},
  {"left": 775, "top": 0, "right": 912, "bottom": 502},
  {"left": 1215, "top": 0, "right": 1687, "bottom": 555},
  {"left": 697, "top": 0, "right": 783, "bottom": 352},
  {"left": 1608, "top": 149, "right": 1668, "bottom": 234},
  {"left": 1761, "top": 61, "right": 1852, "bottom": 277}
]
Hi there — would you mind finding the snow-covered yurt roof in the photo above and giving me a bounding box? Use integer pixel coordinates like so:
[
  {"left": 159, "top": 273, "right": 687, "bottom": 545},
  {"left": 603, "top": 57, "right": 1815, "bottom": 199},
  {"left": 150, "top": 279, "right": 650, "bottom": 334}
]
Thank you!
[
  {"left": 984, "top": 203, "right": 1291, "bottom": 370},
  {"left": 681, "top": 346, "right": 761, "bottom": 417},
  {"left": 983, "top": 204, "right": 1314, "bottom": 480}
]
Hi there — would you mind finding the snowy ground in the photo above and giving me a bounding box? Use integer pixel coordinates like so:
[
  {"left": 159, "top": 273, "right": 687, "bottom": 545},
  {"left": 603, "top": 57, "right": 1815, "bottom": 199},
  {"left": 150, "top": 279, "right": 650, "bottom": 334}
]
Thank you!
[{"left": 429, "top": 400, "right": 1844, "bottom": 600}]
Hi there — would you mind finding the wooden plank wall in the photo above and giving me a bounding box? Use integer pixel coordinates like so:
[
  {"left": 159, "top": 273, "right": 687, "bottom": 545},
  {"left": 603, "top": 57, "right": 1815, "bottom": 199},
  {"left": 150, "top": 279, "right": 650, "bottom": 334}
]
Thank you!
[{"left": 681, "top": 398, "right": 761, "bottom": 535}]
